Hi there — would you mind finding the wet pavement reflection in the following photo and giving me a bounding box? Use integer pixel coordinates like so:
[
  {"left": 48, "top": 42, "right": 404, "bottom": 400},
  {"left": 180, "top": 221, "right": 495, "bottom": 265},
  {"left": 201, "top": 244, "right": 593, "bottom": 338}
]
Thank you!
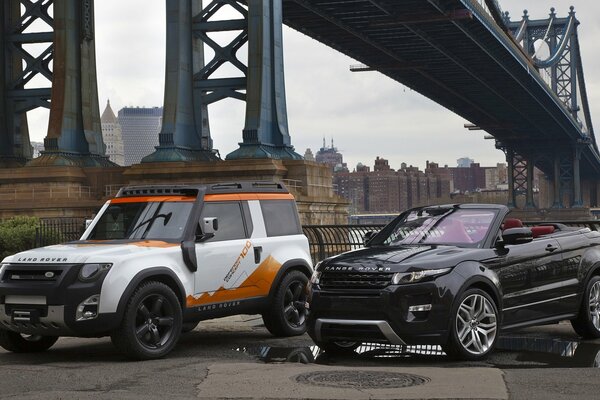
[{"left": 236, "top": 335, "right": 600, "bottom": 368}]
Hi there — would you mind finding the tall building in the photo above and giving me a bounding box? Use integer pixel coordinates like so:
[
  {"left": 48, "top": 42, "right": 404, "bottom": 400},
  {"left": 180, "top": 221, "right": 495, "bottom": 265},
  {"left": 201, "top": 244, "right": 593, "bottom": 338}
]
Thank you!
[
  {"left": 118, "top": 107, "right": 163, "bottom": 166},
  {"left": 457, "top": 157, "right": 475, "bottom": 168},
  {"left": 334, "top": 158, "right": 452, "bottom": 213},
  {"left": 100, "top": 100, "right": 125, "bottom": 165},
  {"left": 315, "top": 138, "right": 347, "bottom": 172}
]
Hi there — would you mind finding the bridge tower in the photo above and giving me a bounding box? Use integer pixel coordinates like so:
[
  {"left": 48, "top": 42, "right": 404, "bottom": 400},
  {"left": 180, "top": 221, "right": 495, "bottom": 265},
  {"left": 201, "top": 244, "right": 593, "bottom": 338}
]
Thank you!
[
  {"left": 145, "top": 0, "right": 301, "bottom": 162},
  {"left": 0, "top": 0, "right": 53, "bottom": 166},
  {"left": 505, "top": 7, "right": 594, "bottom": 209},
  {"left": 1, "top": 0, "right": 111, "bottom": 167}
]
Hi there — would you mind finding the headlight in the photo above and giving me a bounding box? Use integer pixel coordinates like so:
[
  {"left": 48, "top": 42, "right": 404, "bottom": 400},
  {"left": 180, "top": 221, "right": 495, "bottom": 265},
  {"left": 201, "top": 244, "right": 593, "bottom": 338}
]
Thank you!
[
  {"left": 391, "top": 268, "right": 451, "bottom": 285},
  {"left": 310, "top": 270, "right": 322, "bottom": 285},
  {"left": 79, "top": 263, "right": 112, "bottom": 282}
]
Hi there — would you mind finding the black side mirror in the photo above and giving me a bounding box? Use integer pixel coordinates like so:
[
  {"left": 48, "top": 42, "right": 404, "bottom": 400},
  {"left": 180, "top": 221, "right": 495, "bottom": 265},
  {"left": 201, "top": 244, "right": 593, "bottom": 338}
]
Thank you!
[{"left": 499, "top": 227, "right": 533, "bottom": 246}]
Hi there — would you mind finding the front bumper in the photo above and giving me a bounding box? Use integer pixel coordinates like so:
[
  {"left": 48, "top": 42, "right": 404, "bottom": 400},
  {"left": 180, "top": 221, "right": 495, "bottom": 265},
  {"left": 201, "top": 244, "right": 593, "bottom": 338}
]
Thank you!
[
  {"left": 0, "top": 263, "right": 118, "bottom": 337},
  {"left": 307, "top": 276, "right": 456, "bottom": 346}
]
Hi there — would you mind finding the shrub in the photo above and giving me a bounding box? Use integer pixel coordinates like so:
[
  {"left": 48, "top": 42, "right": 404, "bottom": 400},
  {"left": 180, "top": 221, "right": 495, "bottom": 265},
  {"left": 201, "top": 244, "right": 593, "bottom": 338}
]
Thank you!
[{"left": 0, "top": 216, "right": 41, "bottom": 259}]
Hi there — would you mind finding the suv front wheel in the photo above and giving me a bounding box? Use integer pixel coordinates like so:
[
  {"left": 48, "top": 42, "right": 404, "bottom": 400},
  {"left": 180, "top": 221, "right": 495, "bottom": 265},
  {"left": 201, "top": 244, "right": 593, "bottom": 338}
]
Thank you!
[
  {"left": 262, "top": 270, "right": 308, "bottom": 337},
  {"left": 0, "top": 331, "right": 58, "bottom": 353},
  {"left": 111, "top": 281, "right": 182, "bottom": 360}
]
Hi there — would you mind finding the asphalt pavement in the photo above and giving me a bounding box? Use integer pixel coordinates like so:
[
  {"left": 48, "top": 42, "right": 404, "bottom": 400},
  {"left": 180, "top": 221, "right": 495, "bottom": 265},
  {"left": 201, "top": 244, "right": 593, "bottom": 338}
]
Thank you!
[{"left": 0, "top": 316, "right": 598, "bottom": 399}]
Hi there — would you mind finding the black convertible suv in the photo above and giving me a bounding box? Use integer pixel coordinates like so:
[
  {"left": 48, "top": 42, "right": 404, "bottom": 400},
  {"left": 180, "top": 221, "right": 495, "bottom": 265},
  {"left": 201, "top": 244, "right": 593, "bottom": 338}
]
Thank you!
[{"left": 306, "top": 204, "right": 600, "bottom": 360}]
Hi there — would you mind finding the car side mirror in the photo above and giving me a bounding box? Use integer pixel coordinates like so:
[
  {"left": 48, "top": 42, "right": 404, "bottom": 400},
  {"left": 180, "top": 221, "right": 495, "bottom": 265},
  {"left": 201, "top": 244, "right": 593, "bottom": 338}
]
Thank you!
[
  {"left": 196, "top": 217, "right": 218, "bottom": 242},
  {"left": 500, "top": 227, "right": 533, "bottom": 246},
  {"left": 363, "top": 231, "right": 376, "bottom": 246}
]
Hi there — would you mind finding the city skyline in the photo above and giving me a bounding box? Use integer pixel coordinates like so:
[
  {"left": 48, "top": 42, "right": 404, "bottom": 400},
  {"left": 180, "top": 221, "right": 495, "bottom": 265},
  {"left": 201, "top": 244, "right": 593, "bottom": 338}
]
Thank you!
[{"left": 23, "top": 0, "right": 600, "bottom": 171}]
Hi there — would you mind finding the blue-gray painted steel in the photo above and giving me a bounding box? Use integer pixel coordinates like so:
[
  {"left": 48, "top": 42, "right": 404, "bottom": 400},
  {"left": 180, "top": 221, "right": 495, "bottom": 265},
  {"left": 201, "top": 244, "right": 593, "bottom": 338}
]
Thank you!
[
  {"left": 0, "top": 0, "right": 53, "bottom": 166},
  {"left": 226, "top": 0, "right": 301, "bottom": 160},
  {"left": 143, "top": 0, "right": 218, "bottom": 163},
  {"left": 27, "top": 0, "right": 112, "bottom": 167}
]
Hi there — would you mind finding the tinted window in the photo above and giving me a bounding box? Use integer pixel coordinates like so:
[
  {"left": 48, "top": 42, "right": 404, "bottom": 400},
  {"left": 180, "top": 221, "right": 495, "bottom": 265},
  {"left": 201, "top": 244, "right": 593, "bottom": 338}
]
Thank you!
[
  {"left": 201, "top": 202, "right": 247, "bottom": 242},
  {"left": 89, "top": 201, "right": 193, "bottom": 240},
  {"left": 261, "top": 200, "right": 301, "bottom": 237}
]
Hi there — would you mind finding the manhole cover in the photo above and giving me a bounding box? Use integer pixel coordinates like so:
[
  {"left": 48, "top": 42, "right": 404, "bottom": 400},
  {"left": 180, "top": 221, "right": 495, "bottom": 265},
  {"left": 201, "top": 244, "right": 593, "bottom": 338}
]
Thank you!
[{"left": 294, "top": 370, "right": 430, "bottom": 389}]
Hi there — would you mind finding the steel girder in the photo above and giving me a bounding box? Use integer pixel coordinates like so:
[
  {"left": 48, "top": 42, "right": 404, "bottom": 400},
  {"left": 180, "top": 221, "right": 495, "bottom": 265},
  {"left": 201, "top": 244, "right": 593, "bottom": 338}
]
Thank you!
[
  {"left": 142, "top": 0, "right": 219, "bottom": 163},
  {"left": 194, "top": 0, "right": 300, "bottom": 160},
  {"left": 1, "top": 0, "right": 53, "bottom": 166},
  {"left": 27, "top": 0, "right": 112, "bottom": 167}
]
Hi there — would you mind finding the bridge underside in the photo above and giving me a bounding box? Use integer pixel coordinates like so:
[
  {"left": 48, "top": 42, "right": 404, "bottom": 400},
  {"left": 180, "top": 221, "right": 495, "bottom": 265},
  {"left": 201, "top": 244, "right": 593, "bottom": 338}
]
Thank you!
[{"left": 282, "top": 0, "right": 600, "bottom": 179}]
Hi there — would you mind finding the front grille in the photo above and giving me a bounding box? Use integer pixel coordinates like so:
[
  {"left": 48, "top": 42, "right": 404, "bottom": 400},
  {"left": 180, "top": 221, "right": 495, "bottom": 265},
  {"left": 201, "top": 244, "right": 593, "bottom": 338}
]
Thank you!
[
  {"left": 4, "top": 269, "right": 62, "bottom": 282},
  {"left": 320, "top": 271, "right": 393, "bottom": 290}
]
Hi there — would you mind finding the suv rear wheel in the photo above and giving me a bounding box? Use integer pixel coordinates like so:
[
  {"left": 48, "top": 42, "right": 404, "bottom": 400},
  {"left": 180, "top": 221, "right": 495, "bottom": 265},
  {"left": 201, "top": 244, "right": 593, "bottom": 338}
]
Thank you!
[
  {"left": 0, "top": 331, "right": 58, "bottom": 353},
  {"left": 111, "top": 281, "right": 182, "bottom": 360},
  {"left": 262, "top": 270, "right": 308, "bottom": 337},
  {"left": 571, "top": 275, "right": 600, "bottom": 338}
]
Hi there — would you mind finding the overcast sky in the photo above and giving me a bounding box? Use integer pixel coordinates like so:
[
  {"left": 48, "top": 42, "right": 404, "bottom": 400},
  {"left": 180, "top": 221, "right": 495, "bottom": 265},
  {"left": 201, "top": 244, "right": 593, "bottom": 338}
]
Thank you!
[{"left": 27, "top": 0, "right": 600, "bottom": 171}]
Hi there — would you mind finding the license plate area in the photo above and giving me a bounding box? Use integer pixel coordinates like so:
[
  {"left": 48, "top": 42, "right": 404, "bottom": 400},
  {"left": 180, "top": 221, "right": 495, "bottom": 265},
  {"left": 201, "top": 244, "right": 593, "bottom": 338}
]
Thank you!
[{"left": 6, "top": 305, "right": 48, "bottom": 323}]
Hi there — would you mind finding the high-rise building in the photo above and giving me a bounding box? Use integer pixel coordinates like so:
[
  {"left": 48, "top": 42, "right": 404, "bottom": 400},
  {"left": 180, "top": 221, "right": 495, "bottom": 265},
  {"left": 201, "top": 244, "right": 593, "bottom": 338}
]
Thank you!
[
  {"left": 100, "top": 100, "right": 125, "bottom": 166},
  {"left": 118, "top": 107, "right": 163, "bottom": 166},
  {"left": 315, "top": 138, "right": 347, "bottom": 172}
]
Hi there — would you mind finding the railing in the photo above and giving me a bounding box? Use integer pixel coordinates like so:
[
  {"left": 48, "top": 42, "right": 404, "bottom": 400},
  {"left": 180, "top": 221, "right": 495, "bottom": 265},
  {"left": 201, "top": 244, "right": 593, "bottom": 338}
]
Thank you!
[
  {"left": 34, "top": 218, "right": 87, "bottom": 248},
  {"left": 0, "top": 186, "right": 93, "bottom": 201},
  {"left": 302, "top": 225, "right": 385, "bottom": 264},
  {"left": 16, "top": 219, "right": 600, "bottom": 265}
]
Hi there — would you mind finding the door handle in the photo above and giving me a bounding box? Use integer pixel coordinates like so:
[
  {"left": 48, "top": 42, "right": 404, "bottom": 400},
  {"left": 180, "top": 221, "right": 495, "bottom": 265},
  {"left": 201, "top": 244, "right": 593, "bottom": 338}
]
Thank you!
[
  {"left": 545, "top": 244, "right": 558, "bottom": 252},
  {"left": 254, "top": 246, "right": 263, "bottom": 264}
]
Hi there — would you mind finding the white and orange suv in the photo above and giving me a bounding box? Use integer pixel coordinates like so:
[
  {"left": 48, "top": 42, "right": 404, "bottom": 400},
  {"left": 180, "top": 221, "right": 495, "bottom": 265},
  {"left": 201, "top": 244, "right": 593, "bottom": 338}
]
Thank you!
[{"left": 0, "top": 182, "right": 312, "bottom": 359}]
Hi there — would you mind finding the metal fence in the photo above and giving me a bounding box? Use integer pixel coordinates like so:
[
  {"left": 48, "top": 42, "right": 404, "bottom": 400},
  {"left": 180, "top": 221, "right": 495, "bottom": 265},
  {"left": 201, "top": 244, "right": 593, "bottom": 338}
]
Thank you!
[
  {"left": 18, "top": 218, "right": 600, "bottom": 264},
  {"left": 34, "top": 218, "right": 87, "bottom": 248}
]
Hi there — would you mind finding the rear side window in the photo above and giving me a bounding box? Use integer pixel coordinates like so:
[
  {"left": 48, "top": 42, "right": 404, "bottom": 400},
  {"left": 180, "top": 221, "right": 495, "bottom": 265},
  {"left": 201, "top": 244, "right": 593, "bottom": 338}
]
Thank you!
[
  {"left": 201, "top": 202, "right": 247, "bottom": 242},
  {"left": 260, "top": 200, "right": 302, "bottom": 236}
]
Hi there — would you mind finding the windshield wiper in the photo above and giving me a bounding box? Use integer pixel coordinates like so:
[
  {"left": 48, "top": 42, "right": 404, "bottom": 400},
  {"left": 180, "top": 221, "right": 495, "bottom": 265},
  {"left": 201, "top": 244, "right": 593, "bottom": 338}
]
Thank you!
[{"left": 128, "top": 212, "right": 173, "bottom": 238}]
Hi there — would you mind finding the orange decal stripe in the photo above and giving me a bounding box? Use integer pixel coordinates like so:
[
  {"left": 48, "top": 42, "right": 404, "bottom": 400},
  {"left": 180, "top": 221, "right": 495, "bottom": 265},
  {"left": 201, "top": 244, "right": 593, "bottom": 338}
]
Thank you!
[
  {"left": 186, "top": 255, "right": 282, "bottom": 307},
  {"left": 111, "top": 196, "right": 196, "bottom": 204},
  {"left": 204, "top": 193, "right": 294, "bottom": 202}
]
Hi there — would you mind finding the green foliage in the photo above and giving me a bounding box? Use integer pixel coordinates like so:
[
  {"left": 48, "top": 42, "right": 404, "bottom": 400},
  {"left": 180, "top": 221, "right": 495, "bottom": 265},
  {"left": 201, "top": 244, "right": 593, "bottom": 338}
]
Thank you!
[{"left": 0, "top": 216, "right": 41, "bottom": 259}]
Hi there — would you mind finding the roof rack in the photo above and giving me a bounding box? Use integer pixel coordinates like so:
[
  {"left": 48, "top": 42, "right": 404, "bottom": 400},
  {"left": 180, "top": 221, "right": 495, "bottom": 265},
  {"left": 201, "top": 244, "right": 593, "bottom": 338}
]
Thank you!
[
  {"left": 206, "top": 181, "right": 288, "bottom": 194},
  {"left": 114, "top": 181, "right": 288, "bottom": 198}
]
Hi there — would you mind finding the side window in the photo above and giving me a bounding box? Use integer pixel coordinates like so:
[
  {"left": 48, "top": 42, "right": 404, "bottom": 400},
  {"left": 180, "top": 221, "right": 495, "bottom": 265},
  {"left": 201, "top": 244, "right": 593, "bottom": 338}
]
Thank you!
[
  {"left": 261, "top": 200, "right": 302, "bottom": 237},
  {"left": 201, "top": 202, "right": 247, "bottom": 242}
]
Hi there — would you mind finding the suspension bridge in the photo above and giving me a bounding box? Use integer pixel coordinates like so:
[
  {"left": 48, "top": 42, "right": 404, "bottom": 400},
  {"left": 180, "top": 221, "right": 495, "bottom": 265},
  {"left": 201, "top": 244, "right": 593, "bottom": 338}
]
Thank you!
[{"left": 0, "top": 0, "right": 597, "bottom": 212}]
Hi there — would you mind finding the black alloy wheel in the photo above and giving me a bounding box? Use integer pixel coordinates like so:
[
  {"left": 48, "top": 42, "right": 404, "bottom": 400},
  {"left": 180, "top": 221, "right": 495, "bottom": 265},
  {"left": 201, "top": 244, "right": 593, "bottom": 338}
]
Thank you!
[
  {"left": 0, "top": 330, "right": 58, "bottom": 353},
  {"left": 262, "top": 270, "right": 309, "bottom": 336},
  {"left": 111, "top": 281, "right": 182, "bottom": 360},
  {"left": 571, "top": 275, "right": 600, "bottom": 339}
]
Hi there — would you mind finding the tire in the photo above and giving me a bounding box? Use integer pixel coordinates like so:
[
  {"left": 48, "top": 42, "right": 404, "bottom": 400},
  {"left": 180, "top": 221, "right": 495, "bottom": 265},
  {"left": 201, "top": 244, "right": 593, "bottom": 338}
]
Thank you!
[
  {"left": 0, "top": 330, "right": 58, "bottom": 353},
  {"left": 111, "top": 281, "right": 182, "bottom": 360},
  {"left": 262, "top": 270, "right": 309, "bottom": 337},
  {"left": 571, "top": 275, "right": 600, "bottom": 339},
  {"left": 444, "top": 288, "right": 499, "bottom": 361},
  {"left": 181, "top": 321, "right": 199, "bottom": 333},
  {"left": 315, "top": 340, "right": 361, "bottom": 354}
]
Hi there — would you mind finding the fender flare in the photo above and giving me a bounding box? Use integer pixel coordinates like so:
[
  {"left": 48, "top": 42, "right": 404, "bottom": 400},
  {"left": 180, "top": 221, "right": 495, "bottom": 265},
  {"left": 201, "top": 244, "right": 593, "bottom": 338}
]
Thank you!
[
  {"left": 267, "top": 259, "right": 313, "bottom": 300},
  {"left": 114, "top": 267, "right": 187, "bottom": 321}
]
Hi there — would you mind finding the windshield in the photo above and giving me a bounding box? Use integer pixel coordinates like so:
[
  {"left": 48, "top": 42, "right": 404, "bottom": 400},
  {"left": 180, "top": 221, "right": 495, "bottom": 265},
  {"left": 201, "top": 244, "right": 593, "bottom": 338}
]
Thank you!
[
  {"left": 371, "top": 207, "right": 497, "bottom": 247},
  {"left": 87, "top": 201, "right": 194, "bottom": 241}
]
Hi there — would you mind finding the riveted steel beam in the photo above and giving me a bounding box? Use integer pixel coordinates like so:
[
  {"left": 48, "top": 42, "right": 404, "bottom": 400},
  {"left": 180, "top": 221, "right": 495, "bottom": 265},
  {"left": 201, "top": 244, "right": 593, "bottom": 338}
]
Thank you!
[
  {"left": 142, "top": 0, "right": 219, "bottom": 163},
  {"left": 28, "top": 0, "right": 113, "bottom": 167}
]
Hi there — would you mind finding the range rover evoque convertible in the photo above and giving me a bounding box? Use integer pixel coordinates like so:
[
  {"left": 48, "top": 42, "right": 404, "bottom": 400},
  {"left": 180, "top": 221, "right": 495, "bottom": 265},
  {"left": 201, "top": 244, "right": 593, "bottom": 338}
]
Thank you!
[{"left": 306, "top": 204, "right": 600, "bottom": 360}]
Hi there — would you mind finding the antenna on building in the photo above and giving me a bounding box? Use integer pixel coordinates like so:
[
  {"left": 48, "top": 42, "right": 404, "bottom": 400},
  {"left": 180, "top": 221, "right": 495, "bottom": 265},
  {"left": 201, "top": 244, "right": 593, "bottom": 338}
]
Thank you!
[{"left": 322, "top": 137, "right": 326, "bottom": 149}]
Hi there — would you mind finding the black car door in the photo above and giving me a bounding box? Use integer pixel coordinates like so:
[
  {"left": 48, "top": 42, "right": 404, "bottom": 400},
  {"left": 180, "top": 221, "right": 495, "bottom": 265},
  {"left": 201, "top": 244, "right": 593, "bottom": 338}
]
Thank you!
[{"left": 488, "top": 236, "right": 564, "bottom": 327}]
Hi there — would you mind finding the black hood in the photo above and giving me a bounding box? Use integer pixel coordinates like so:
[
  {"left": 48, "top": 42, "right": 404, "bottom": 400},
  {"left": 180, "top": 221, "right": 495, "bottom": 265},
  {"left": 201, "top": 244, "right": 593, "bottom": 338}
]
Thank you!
[{"left": 320, "top": 244, "right": 488, "bottom": 273}]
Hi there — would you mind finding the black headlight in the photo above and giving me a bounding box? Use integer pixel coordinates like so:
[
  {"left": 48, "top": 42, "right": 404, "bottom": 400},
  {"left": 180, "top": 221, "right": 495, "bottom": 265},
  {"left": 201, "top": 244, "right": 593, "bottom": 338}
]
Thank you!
[{"left": 79, "top": 263, "right": 112, "bottom": 282}]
